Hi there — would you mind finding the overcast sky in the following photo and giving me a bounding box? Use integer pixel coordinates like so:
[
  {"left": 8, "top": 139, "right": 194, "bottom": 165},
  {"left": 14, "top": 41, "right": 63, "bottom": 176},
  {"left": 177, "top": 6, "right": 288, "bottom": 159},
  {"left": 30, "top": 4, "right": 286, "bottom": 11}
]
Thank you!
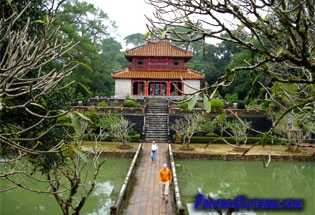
[{"left": 86, "top": 0, "right": 155, "bottom": 47}]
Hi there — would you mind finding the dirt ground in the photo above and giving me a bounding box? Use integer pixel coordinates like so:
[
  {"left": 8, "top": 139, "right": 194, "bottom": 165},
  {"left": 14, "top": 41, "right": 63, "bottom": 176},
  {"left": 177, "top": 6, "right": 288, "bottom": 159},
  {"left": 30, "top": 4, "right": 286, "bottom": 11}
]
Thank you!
[
  {"left": 171, "top": 143, "right": 315, "bottom": 156},
  {"left": 88, "top": 141, "right": 315, "bottom": 157}
]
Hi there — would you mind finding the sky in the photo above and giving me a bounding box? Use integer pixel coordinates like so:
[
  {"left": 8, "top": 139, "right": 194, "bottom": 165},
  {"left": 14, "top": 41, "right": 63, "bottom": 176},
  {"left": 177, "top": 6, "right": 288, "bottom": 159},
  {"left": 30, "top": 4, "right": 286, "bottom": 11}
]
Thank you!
[{"left": 86, "top": 0, "right": 155, "bottom": 48}]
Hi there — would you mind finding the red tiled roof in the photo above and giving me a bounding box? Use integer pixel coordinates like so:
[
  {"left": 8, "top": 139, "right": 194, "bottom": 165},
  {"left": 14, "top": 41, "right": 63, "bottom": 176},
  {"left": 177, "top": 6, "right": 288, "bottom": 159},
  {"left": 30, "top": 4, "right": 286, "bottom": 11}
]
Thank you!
[
  {"left": 111, "top": 68, "right": 204, "bottom": 80},
  {"left": 125, "top": 40, "right": 193, "bottom": 58}
]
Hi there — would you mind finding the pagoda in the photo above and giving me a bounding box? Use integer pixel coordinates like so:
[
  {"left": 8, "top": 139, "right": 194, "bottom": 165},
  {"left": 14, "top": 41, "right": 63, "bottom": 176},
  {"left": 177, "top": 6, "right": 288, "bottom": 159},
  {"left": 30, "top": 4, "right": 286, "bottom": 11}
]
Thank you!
[{"left": 111, "top": 40, "right": 204, "bottom": 98}]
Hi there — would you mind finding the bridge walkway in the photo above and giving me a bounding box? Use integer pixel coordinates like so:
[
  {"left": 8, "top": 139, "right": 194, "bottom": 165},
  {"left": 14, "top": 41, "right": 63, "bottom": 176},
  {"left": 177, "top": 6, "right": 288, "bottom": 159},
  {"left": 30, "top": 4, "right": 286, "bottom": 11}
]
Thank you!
[{"left": 122, "top": 142, "right": 175, "bottom": 215}]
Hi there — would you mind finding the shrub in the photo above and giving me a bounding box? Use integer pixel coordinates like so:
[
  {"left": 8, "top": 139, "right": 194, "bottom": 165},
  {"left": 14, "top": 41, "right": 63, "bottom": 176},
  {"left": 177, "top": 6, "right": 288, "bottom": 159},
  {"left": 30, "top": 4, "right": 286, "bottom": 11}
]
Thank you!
[
  {"left": 96, "top": 100, "right": 107, "bottom": 107},
  {"left": 237, "top": 101, "right": 246, "bottom": 109},
  {"left": 205, "top": 133, "right": 220, "bottom": 137},
  {"left": 178, "top": 102, "right": 188, "bottom": 109},
  {"left": 123, "top": 99, "right": 136, "bottom": 107},
  {"left": 210, "top": 99, "right": 224, "bottom": 110},
  {"left": 129, "top": 134, "right": 140, "bottom": 142},
  {"left": 123, "top": 99, "right": 142, "bottom": 108}
]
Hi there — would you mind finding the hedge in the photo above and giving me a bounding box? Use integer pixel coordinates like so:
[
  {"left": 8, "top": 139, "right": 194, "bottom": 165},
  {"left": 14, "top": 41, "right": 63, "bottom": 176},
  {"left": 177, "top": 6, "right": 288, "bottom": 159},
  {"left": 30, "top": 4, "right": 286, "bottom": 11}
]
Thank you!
[{"left": 173, "top": 136, "right": 282, "bottom": 145}]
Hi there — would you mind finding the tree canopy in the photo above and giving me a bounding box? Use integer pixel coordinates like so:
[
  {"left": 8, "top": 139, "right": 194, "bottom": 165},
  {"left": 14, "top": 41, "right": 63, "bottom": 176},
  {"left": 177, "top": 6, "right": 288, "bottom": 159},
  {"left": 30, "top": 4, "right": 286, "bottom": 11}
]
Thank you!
[
  {"left": 145, "top": 0, "right": 315, "bottom": 137},
  {"left": 0, "top": 1, "right": 127, "bottom": 214},
  {"left": 51, "top": 0, "right": 128, "bottom": 100}
]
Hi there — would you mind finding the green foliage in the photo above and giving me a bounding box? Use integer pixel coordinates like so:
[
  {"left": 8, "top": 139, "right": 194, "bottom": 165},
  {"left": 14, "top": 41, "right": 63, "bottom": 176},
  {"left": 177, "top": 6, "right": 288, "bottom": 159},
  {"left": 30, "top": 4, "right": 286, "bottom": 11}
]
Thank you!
[
  {"left": 260, "top": 101, "right": 270, "bottom": 110},
  {"left": 109, "top": 117, "right": 135, "bottom": 146},
  {"left": 237, "top": 101, "right": 246, "bottom": 109},
  {"left": 178, "top": 102, "right": 188, "bottom": 109},
  {"left": 53, "top": 0, "right": 127, "bottom": 99},
  {"left": 188, "top": 94, "right": 199, "bottom": 109},
  {"left": 225, "top": 93, "right": 239, "bottom": 103},
  {"left": 210, "top": 99, "right": 224, "bottom": 110},
  {"left": 82, "top": 107, "right": 101, "bottom": 130},
  {"left": 99, "top": 113, "right": 121, "bottom": 131},
  {"left": 128, "top": 133, "right": 140, "bottom": 142},
  {"left": 96, "top": 100, "right": 107, "bottom": 107},
  {"left": 198, "top": 116, "right": 216, "bottom": 133},
  {"left": 203, "top": 94, "right": 211, "bottom": 113},
  {"left": 123, "top": 99, "right": 141, "bottom": 107},
  {"left": 0, "top": 0, "right": 47, "bottom": 39},
  {"left": 174, "top": 136, "right": 281, "bottom": 144},
  {"left": 216, "top": 112, "right": 227, "bottom": 123},
  {"left": 124, "top": 33, "right": 146, "bottom": 47}
]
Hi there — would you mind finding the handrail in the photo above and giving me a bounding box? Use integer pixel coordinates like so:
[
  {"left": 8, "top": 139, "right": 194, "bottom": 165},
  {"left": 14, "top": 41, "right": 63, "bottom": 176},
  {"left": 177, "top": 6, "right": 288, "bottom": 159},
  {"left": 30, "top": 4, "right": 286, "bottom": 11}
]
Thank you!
[
  {"left": 167, "top": 102, "right": 170, "bottom": 137},
  {"left": 143, "top": 103, "right": 146, "bottom": 135},
  {"left": 110, "top": 142, "right": 142, "bottom": 215},
  {"left": 168, "top": 144, "right": 185, "bottom": 215}
]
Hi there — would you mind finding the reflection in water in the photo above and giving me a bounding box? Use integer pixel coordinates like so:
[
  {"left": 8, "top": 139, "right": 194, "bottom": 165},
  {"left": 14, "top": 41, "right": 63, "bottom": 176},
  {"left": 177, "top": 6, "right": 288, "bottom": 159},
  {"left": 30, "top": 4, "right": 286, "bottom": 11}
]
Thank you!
[
  {"left": 88, "top": 182, "right": 114, "bottom": 215},
  {"left": 0, "top": 158, "right": 131, "bottom": 215},
  {"left": 176, "top": 160, "right": 315, "bottom": 215}
]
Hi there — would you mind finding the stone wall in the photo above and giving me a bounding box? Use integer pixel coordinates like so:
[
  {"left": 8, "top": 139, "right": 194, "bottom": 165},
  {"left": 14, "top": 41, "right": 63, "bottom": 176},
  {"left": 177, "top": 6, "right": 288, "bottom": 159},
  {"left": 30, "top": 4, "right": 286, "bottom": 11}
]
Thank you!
[
  {"left": 114, "top": 79, "right": 131, "bottom": 97},
  {"left": 169, "top": 113, "right": 272, "bottom": 138},
  {"left": 124, "top": 114, "right": 144, "bottom": 139},
  {"left": 183, "top": 80, "right": 200, "bottom": 95},
  {"left": 98, "top": 151, "right": 136, "bottom": 158},
  {"left": 73, "top": 106, "right": 273, "bottom": 140}
]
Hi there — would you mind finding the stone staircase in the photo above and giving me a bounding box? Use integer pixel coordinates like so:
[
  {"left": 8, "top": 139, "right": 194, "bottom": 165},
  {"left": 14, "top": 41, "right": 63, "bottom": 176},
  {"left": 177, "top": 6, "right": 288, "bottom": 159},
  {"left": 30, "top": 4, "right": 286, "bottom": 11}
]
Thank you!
[{"left": 143, "top": 98, "right": 169, "bottom": 142}]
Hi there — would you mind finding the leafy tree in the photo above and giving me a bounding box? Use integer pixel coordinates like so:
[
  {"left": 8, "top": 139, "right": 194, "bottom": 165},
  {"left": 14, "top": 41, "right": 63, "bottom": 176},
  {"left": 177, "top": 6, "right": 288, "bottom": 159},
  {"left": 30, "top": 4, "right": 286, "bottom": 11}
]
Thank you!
[
  {"left": 0, "top": 3, "right": 78, "bottom": 160},
  {"left": 124, "top": 33, "right": 146, "bottom": 48},
  {"left": 146, "top": 0, "right": 315, "bottom": 143},
  {"left": 170, "top": 113, "right": 202, "bottom": 149},
  {"left": 54, "top": 0, "right": 124, "bottom": 99},
  {"left": 0, "top": 4, "right": 108, "bottom": 215},
  {"left": 197, "top": 115, "right": 216, "bottom": 134},
  {"left": 222, "top": 119, "right": 252, "bottom": 148},
  {"left": 94, "top": 38, "right": 128, "bottom": 96},
  {"left": 0, "top": 0, "right": 48, "bottom": 37},
  {"left": 98, "top": 113, "right": 135, "bottom": 147}
]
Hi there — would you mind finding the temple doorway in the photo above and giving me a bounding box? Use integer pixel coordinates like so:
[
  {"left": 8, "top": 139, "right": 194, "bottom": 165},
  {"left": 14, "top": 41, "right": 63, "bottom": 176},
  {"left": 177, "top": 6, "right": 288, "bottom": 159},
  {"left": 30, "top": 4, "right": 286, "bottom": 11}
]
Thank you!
[{"left": 149, "top": 82, "right": 166, "bottom": 96}]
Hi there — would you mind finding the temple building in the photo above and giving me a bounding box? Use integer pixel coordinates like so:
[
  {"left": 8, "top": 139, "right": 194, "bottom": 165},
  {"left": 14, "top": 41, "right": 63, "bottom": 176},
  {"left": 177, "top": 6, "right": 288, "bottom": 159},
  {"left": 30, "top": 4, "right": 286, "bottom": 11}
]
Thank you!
[{"left": 111, "top": 40, "right": 204, "bottom": 99}]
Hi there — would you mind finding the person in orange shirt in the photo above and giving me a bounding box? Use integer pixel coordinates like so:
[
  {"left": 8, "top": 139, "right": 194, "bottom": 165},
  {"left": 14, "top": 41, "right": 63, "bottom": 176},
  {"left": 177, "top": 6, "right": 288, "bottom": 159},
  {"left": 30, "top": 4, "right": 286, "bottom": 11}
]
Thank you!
[{"left": 158, "top": 163, "right": 172, "bottom": 203}]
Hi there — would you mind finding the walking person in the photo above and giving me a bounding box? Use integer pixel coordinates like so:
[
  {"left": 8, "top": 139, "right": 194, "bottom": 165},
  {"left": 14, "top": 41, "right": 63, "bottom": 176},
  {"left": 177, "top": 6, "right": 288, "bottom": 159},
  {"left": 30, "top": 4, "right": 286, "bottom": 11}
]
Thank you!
[
  {"left": 158, "top": 163, "right": 172, "bottom": 203},
  {"left": 151, "top": 140, "right": 158, "bottom": 162}
]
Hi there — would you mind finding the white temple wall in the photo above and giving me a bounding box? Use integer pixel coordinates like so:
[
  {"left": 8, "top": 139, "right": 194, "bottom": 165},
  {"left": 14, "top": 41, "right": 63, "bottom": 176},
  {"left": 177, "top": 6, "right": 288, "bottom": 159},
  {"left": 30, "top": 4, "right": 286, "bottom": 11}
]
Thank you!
[
  {"left": 114, "top": 79, "right": 131, "bottom": 98},
  {"left": 183, "top": 80, "right": 200, "bottom": 95}
]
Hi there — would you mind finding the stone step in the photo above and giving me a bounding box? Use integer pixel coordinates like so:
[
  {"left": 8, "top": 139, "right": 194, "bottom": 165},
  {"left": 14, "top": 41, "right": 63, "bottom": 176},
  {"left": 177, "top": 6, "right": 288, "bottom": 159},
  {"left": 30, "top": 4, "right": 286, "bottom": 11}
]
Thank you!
[
  {"left": 145, "top": 120, "right": 168, "bottom": 124},
  {"left": 146, "top": 113, "right": 167, "bottom": 116},
  {"left": 144, "top": 99, "right": 169, "bottom": 142},
  {"left": 145, "top": 132, "right": 168, "bottom": 136}
]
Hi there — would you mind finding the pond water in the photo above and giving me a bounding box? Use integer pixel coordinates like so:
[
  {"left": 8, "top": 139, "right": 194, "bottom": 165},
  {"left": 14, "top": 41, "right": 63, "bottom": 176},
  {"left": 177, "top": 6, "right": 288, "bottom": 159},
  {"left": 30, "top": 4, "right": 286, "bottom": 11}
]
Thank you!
[
  {"left": 175, "top": 160, "right": 315, "bottom": 215},
  {"left": 0, "top": 158, "right": 131, "bottom": 215}
]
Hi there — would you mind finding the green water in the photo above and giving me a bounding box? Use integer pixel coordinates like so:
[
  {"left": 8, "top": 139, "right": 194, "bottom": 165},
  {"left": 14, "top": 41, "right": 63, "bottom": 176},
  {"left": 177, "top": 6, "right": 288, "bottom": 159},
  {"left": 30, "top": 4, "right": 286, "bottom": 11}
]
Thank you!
[
  {"left": 175, "top": 160, "right": 315, "bottom": 215},
  {"left": 0, "top": 158, "right": 131, "bottom": 215}
]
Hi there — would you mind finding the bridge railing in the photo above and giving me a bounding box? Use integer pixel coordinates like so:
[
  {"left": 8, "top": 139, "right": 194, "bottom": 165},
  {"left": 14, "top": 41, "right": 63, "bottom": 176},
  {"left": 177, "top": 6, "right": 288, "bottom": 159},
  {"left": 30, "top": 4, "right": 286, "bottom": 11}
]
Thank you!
[
  {"left": 168, "top": 144, "right": 185, "bottom": 215},
  {"left": 110, "top": 142, "right": 142, "bottom": 215}
]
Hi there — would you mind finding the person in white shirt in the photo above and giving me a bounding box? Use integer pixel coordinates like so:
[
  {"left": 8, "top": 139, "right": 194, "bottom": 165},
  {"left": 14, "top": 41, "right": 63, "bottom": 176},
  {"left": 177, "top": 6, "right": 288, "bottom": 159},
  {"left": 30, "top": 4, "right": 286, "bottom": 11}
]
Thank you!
[{"left": 151, "top": 140, "right": 158, "bottom": 162}]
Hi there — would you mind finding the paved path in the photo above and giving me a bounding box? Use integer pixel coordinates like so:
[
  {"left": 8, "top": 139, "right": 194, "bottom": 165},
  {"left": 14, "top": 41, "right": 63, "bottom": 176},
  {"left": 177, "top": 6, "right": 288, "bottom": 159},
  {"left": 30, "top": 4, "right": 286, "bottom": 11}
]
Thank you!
[{"left": 122, "top": 142, "right": 175, "bottom": 215}]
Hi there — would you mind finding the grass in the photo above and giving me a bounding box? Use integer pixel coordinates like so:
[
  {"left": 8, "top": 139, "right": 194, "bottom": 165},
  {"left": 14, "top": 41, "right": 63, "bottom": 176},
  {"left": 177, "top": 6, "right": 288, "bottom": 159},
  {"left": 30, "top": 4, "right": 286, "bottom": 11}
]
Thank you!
[
  {"left": 82, "top": 141, "right": 314, "bottom": 156},
  {"left": 171, "top": 143, "right": 314, "bottom": 156}
]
